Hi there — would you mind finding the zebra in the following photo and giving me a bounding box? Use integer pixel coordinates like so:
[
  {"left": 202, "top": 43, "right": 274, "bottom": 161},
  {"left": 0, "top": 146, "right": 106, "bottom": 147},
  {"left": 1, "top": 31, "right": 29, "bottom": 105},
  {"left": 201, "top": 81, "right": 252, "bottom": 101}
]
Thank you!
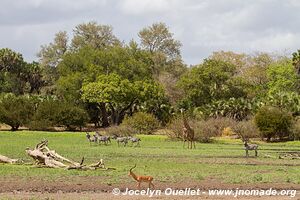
[
  {"left": 98, "top": 136, "right": 111, "bottom": 145},
  {"left": 244, "top": 140, "right": 258, "bottom": 157},
  {"left": 128, "top": 137, "right": 141, "bottom": 147},
  {"left": 86, "top": 132, "right": 97, "bottom": 144},
  {"left": 116, "top": 137, "right": 128, "bottom": 147}
]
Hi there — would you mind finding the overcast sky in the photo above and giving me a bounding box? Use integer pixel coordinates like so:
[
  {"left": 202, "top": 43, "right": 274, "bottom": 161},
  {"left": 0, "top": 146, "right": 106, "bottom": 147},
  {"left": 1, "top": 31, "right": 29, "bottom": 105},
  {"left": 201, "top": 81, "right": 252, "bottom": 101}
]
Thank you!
[{"left": 1, "top": 0, "right": 300, "bottom": 65}]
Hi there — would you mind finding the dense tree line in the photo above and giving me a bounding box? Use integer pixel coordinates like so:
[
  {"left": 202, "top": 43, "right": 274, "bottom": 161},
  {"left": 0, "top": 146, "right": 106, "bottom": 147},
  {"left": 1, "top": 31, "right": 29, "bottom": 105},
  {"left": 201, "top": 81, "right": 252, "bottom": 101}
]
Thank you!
[{"left": 1, "top": 21, "right": 300, "bottom": 141}]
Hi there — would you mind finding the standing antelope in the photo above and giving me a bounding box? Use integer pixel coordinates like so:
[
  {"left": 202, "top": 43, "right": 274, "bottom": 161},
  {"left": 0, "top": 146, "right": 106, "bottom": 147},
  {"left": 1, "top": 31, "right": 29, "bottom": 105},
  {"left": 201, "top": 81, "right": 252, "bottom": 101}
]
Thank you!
[
  {"left": 128, "top": 164, "right": 154, "bottom": 189},
  {"left": 244, "top": 140, "right": 259, "bottom": 157}
]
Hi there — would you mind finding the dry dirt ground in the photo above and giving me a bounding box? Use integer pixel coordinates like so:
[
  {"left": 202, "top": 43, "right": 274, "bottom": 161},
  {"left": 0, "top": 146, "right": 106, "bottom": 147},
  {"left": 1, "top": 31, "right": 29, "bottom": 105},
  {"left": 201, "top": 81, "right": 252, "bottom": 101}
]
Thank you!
[{"left": 0, "top": 178, "right": 299, "bottom": 200}]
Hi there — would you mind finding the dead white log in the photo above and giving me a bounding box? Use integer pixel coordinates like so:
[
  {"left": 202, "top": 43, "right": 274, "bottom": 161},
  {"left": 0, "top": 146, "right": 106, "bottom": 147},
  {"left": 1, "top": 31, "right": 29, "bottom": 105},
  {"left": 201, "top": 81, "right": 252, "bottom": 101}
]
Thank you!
[
  {"left": 0, "top": 155, "right": 18, "bottom": 164},
  {"left": 25, "top": 140, "right": 111, "bottom": 170}
]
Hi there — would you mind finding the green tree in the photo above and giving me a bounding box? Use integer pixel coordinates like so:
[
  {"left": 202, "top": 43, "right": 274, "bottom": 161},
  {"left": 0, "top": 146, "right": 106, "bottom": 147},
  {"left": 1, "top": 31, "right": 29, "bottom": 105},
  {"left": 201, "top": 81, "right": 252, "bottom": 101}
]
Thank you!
[
  {"left": 199, "top": 97, "right": 253, "bottom": 121},
  {"left": 254, "top": 106, "right": 293, "bottom": 141},
  {"left": 24, "top": 62, "right": 45, "bottom": 94},
  {"left": 138, "top": 22, "right": 181, "bottom": 59},
  {"left": 121, "top": 112, "right": 160, "bottom": 134},
  {"left": 0, "top": 94, "right": 35, "bottom": 131},
  {"left": 82, "top": 73, "right": 166, "bottom": 125},
  {"left": 30, "top": 99, "right": 89, "bottom": 131},
  {"left": 0, "top": 48, "right": 31, "bottom": 94},
  {"left": 138, "top": 22, "right": 184, "bottom": 77},
  {"left": 237, "top": 53, "right": 275, "bottom": 98},
  {"left": 71, "top": 21, "right": 120, "bottom": 50},
  {"left": 178, "top": 59, "right": 245, "bottom": 107},
  {"left": 37, "top": 31, "right": 68, "bottom": 94},
  {"left": 267, "top": 60, "right": 298, "bottom": 95},
  {"left": 56, "top": 45, "right": 154, "bottom": 127},
  {"left": 292, "top": 49, "right": 300, "bottom": 75}
]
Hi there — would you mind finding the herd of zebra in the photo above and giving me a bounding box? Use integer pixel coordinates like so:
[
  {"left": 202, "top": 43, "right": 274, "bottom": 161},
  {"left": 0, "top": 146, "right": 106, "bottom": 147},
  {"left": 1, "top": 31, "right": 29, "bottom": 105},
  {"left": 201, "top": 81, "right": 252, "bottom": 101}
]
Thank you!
[{"left": 85, "top": 132, "right": 141, "bottom": 147}]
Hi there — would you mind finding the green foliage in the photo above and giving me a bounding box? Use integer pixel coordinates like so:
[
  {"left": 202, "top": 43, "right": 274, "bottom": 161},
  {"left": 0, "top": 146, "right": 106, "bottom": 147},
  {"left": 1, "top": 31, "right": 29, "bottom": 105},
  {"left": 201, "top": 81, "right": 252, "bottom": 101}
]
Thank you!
[
  {"left": 121, "top": 112, "right": 160, "bottom": 134},
  {"left": 292, "top": 49, "right": 300, "bottom": 75},
  {"left": 138, "top": 22, "right": 181, "bottom": 60},
  {"left": 0, "top": 48, "right": 24, "bottom": 72},
  {"left": 56, "top": 45, "right": 153, "bottom": 101},
  {"left": 254, "top": 106, "right": 293, "bottom": 141},
  {"left": 0, "top": 49, "right": 44, "bottom": 94},
  {"left": 82, "top": 73, "right": 168, "bottom": 125},
  {"left": 30, "top": 99, "right": 89, "bottom": 130},
  {"left": 178, "top": 59, "right": 245, "bottom": 107},
  {"left": 263, "top": 92, "right": 300, "bottom": 115},
  {"left": 292, "top": 117, "right": 300, "bottom": 141},
  {"left": 267, "top": 60, "right": 298, "bottom": 95},
  {"left": 56, "top": 104, "right": 89, "bottom": 130},
  {"left": 0, "top": 94, "right": 35, "bottom": 130},
  {"left": 71, "top": 22, "right": 120, "bottom": 50},
  {"left": 240, "top": 53, "right": 274, "bottom": 98},
  {"left": 82, "top": 73, "right": 136, "bottom": 104},
  {"left": 197, "top": 97, "right": 253, "bottom": 120},
  {"left": 0, "top": 48, "right": 26, "bottom": 94}
]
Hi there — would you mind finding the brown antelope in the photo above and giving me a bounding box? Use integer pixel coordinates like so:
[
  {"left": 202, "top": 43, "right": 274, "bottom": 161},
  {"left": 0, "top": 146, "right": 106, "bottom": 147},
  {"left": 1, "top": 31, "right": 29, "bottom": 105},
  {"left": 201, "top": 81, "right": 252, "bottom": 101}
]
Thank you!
[{"left": 128, "top": 164, "right": 154, "bottom": 189}]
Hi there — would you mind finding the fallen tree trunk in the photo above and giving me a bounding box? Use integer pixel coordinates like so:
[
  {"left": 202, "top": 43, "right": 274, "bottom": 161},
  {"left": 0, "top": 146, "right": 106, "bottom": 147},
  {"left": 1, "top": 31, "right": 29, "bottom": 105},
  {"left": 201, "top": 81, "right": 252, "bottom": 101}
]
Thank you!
[
  {"left": 0, "top": 155, "right": 18, "bottom": 164},
  {"left": 25, "top": 140, "right": 108, "bottom": 170},
  {"left": 279, "top": 152, "right": 300, "bottom": 160}
]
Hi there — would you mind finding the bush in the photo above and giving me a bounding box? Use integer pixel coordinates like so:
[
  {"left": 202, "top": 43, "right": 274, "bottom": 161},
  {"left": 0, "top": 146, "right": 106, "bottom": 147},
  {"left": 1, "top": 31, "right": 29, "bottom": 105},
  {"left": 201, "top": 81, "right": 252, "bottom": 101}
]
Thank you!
[
  {"left": 254, "top": 106, "right": 293, "bottom": 141},
  {"left": 167, "top": 116, "right": 187, "bottom": 139},
  {"left": 29, "top": 99, "right": 89, "bottom": 130},
  {"left": 193, "top": 120, "right": 218, "bottom": 143},
  {"left": 197, "top": 117, "right": 237, "bottom": 137},
  {"left": 222, "top": 127, "right": 235, "bottom": 137},
  {"left": 232, "top": 120, "right": 259, "bottom": 140},
  {"left": 0, "top": 94, "right": 35, "bottom": 130},
  {"left": 56, "top": 104, "right": 89, "bottom": 130},
  {"left": 105, "top": 124, "right": 135, "bottom": 137},
  {"left": 291, "top": 117, "right": 300, "bottom": 140},
  {"left": 167, "top": 116, "right": 236, "bottom": 143},
  {"left": 121, "top": 112, "right": 160, "bottom": 134},
  {"left": 29, "top": 99, "right": 59, "bottom": 130}
]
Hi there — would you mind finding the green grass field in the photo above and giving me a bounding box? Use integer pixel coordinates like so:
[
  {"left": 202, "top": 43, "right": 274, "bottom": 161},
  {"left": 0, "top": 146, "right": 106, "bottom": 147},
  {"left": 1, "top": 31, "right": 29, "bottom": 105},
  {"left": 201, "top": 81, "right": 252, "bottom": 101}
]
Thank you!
[{"left": 0, "top": 131, "right": 300, "bottom": 185}]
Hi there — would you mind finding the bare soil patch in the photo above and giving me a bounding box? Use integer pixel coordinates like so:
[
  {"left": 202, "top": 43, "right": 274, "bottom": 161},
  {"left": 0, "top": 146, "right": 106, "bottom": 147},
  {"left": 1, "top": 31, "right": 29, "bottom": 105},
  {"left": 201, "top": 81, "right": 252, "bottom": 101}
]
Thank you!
[{"left": 0, "top": 177, "right": 299, "bottom": 199}]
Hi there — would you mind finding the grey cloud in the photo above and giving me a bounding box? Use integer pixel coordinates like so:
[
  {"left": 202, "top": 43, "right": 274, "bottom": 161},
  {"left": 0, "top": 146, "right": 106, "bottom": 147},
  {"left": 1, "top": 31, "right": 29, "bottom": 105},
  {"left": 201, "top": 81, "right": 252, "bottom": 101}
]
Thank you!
[{"left": 0, "top": 0, "right": 299, "bottom": 65}]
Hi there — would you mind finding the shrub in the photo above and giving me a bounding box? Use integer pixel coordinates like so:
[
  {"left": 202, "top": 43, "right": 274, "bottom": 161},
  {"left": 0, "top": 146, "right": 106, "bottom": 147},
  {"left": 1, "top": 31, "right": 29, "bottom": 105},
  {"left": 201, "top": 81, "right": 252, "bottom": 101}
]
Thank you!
[
  {"left": 29, "top": 99, "right": 89, "bottom": 131},
  {"left": 232, "top": 120, "right": 259, "bottom": 140},
  {"left": 197, "top": 117, "right": 237, "bottom": 137},
  {"left": 222, "top": 127, "right": 235, "bottom": 137},
  {"left": 105, "top": 124, "right": 135, "bottom": 137},
  {"left": 56, "top": 104, "right": 89, "bottom": 130},
  {"left": 193, "top": 120, "right": 218, "bottom": 143},
  {"left": 29, "top": 99, "right": 59, "bottom": 130},
  {"left": 121, "top": 112, "right": 160, "bottom": 134},
  {"left": 254, "top": 106, "right": 293, "bottom": 141},
  {"left": 167, "top": 116, "right": 187, "bottom": 139},
  {"left": 167, "top": 116, "right": 236, "bottom": 143},
  {"left": 0, "top": 94, "right": 35, "bottom": 131},
  {"left": 291, "top": 117, "right": 300, "bottom": 140}
]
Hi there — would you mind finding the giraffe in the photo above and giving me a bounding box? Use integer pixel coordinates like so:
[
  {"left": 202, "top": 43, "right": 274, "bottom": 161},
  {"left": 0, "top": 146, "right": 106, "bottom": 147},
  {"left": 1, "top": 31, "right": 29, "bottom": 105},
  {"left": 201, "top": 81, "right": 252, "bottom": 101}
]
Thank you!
[{"left": 180, "top": 109, "right": 196, "bottom": 149}]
